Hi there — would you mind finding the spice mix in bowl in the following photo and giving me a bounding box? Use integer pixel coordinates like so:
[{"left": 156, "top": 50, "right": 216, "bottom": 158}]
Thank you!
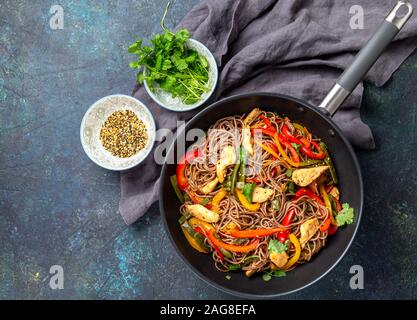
[{"left": 80, "top": 94, "right": 156, "bottom": 171}]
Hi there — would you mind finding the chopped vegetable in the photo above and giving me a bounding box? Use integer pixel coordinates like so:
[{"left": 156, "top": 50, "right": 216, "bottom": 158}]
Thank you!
[
  {"left": 220, "top": 248, "right": 233, "bottom": 259},
  {"left": 207, "top": 229, "right": 260, "bottom": 253},
  {"left": 283, "top": 233, "right": 301, "bottom": 270},
  {"left": 170, "top": 175, "right": 184, "bottom": 203},
  {"left": 236, "top": 189, "right": 261, "bottom": 212},
  {"left": 321, "top": 142, "right": 339, "bottom": 184},
  {"left": 176, "top": 149, "right": 199, "bottom": 190},
  {"left": 178, "top": 212, "right": 191, "bottom": 225},
  {"left": 268, "top": 239, "right": 287, "bottom": 254},
  {"left": 300, "top": 141, "right": 325, "bottom": 160},
  {"left": 274, "top": 133, "right": 300, "bottom": 167},
  {"left": 319, "top": 183, "right": 337, "bottom": 226},
  {"left": 181, "top": 222, "right": 210, "bottom": 253},
  {"left": 336, "top": 203, "right": 354, "bottom": 226},
  {"left": 244, "top": 108, "right": 262, "bottom": 126},
  {"left": 242, "top": 183, "right": 256, "bottom": 203},
  {"left": 228, "top": 264, "right": 241, "bottom": 271},
  {"left": 295, "top": 188, "right": 324, "bottom": 205},
  {"left": 225, "top": 275, "right": 232, "bottom": 280},
  {"left": 211, "top": 188, "right": 228, "bottom": 213},
  {"left": 230, "top": 227, "right": 285, "bottom": 238}
]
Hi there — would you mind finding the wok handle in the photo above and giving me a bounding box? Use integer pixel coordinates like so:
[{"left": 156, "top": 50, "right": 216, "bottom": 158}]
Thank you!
[{"left": 319, "top": 1, "right": 413, "bottom": 116}]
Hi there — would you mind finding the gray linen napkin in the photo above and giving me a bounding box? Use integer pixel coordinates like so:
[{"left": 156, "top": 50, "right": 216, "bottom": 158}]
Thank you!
[{"left": 120, "top": 0, "right": 417, "bottom": 225}]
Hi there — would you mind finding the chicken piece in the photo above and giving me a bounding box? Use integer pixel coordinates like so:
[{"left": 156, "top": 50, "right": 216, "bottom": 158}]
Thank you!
[
  {"left": 244, "top": 108, "right": 262, "bottom": 126},
  {"left": 329, "top": 186, "right": 340, "bottom": 200},
  {"left": 185, "top": 204, "right": 220, "bottom": 223},
  {"left": 242, "top": 127, "right": 253, "bottom": 155},
  {"left": 292, "top": 166, "right": 329, "bottom": 187},
  {"left": 216, "top": 146, "right": 236, "bottom": 183},
  {"left": 252, "top": 187, "right": 274, "bottom": 203},
  {"left": 270, "top": 251, "right": 289, "bottom": 269},
  {"left": 199, "top": 178, "right": 219, "bottom": 194},
  {"left": 299, "top": 218, "right": 320, "bottom": 248}
]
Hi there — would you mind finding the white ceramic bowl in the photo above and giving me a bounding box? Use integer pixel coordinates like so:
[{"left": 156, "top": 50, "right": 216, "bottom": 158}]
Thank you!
[
  {"left": 144, "top": 38, "right": 218, "bottom": 112},
  {"left": 80, "top": 94, "right": 156, "bottom": 171}
]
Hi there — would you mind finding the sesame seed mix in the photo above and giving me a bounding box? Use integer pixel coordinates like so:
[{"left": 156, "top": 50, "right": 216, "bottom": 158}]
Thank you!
[{"left": 99, "top": 110, "right": 148, "bottom": 158}]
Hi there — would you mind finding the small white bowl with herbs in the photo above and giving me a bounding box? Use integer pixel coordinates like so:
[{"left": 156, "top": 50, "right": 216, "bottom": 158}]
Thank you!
[{"left": 129, "top": 24, "right": 218, "bottom": 112}]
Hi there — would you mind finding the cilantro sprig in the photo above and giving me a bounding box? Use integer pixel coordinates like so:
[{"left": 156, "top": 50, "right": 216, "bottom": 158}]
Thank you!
[{"left": 128, "top": 3, "right": 210, "bottom": 105}]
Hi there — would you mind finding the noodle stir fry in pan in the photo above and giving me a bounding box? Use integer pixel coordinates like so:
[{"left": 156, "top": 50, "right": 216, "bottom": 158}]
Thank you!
[{"left": 170, "top": 108, "right": 354, "bottom": 279}]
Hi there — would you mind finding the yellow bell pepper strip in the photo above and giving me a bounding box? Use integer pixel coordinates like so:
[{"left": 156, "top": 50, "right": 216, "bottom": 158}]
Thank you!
[
  {"left": 207, "top": 229, "right": 260, "bottom": 253},
  {"left": 188, "top": 217, "right": 215, "bottom": 233},
  {"left": 274, "top": 133, "right": 300, "bottom": 168},
  {"left": 181, "top": 225, "right": 208, "bottom": 253},
  {"left": 283, "top": 233, "right": 301, "bottom": 270},
  {"left": 211, "top": 188, "right": 228, "bottom": 213},
  {"left": 319, "top": 183, "right": 337, "bottom": 226},
  {"left": 236, "top": 189, "right": 261, "bottom": 212}
]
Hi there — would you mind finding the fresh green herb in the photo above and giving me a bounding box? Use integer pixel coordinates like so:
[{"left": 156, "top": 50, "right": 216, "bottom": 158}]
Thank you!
[
  {"left": 271, "top": 197, "right": 281, "bottom": 211},
  {"left": 170, "top": 175, "right": 184, "bottom": 203},
  {"left": 268, "top": 239, "right": 287, "bottom": 254},
  {"left": 200, "top": 198, "right": 210, "bottom": 206},
  {"left": 262, "top": 269, "right": 287, "bottom": 281},
  {"left": 291, "top": 143, "right": 301, "bottom": 152},
  {"left": 228, "top": 264, "right": 241, "bottom": 271},
  {"left": 225, "top": 275, "right": 232, "bottom": 280},
  {"left": 242, "top": 183, "right": 256, "bottom": 203},
  {"left": 128, "top": 3, "right": 210, "bottom": 104},
  {"left": 336, "top": 203, "right": 354, "bottom": 226},
  {"left": 286, "top": 169, "right": 293, "bottom": 178},
  {"left": 287, "top": 182, "right": 295, "bottom": 194},
  {"left": 262, "top": 273, "right": 272, "bottom": 281},
  {"left": 272, "top": 270, "right": 287, "bottom": 277}
]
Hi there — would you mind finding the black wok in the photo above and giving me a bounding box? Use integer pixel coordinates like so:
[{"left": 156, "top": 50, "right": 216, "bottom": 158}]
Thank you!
[{"left": 159, "top": 2, "right": 412, "bottom": 297}]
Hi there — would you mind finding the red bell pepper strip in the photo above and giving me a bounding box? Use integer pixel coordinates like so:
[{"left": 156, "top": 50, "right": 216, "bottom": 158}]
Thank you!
[
  {"left": 277, "top": 207, "right": 297, "bottom": 243},
  {"left": 207, "top": 229, "right": 260, "bottom": 253},
  {"left": 300, "top": 141, "right": 325, "bottom": 160},
  {"left": 298, "top": 137, "right": 311, "bottom": 148},
  {"left": 327, "top": 223, "right": 338, "bottom": 235},
  {"left": 282, "top": 124, "right": 303, "bottom": 145},
  {"left": 277, "top": 134, "right": 300, "bottom": 164},
  {"left": 251, "top": 128, "right": 276, "bottom": 139},
  {"left": 194, "top": 226, "right": 224, "bottom": 261},
  {"left": 258, "top": 115, "right": 275, "bottom": 132},
  {"left": 176, "top": 149, "right": 200, "bottom": 190},
  {"left": 319, "top": 216, "right": 331, "bottom": 232},
  {"left": 295, "top": 188, "right": 325, "bottom": 205},
  {"left": 230, "top": 227, "right": 285, "bottom": 238}
]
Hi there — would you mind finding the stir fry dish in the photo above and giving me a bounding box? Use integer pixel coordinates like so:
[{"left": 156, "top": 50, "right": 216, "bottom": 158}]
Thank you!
[{"left": 170, "top": 108, "right": 354, "bottom": 280}]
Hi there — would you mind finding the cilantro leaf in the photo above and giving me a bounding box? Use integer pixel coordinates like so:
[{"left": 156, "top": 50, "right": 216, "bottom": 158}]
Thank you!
[
  {"left": 268, "top": 239, "right": 287, "bottom": 254},
  {"left": 273, "top": 270, "right": 286, "bottom": 277},
  {"left": 262, "top": 273, "right": 272, "bottom": 282},
  {"left": 336, "top": 203, "right": 354, "bottom": 227}
]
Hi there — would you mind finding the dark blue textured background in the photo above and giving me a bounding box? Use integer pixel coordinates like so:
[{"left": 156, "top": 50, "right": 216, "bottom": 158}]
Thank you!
[{"left": 0, "top": 0, "right": 416, "bottom": 299}]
